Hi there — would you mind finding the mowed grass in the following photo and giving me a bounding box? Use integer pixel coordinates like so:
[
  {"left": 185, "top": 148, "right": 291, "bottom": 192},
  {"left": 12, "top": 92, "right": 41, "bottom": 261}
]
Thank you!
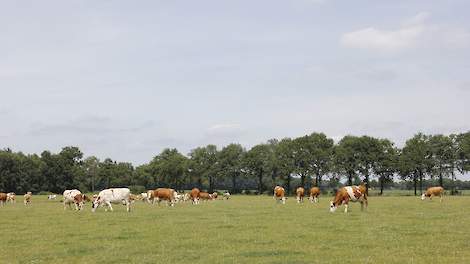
[{"left": 1, "top": 195, "right": 470, "bottom": 264}]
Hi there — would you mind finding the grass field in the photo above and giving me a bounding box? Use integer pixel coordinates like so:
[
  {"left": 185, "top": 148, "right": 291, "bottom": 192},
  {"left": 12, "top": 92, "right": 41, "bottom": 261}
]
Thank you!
[{"left": 1, "top": 195, "right": 470, "bottom": 264}]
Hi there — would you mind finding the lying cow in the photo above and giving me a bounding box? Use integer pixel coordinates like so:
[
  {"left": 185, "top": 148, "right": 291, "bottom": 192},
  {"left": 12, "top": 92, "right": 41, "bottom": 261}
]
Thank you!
[
  {"left": 422, "top": 187, "right": 444, "bottom": 202},
  {"left": 190, "top": 188, "right": 200, "bottom": 205},
  {"left": 63, "top": 189, "right": 87, "bottom": 210},
  {"left": 223, "top": 192, "right": 230, "bottom": 200},
  {"left": 296, "top": 187, "right": 305, "bottom": 203},
  {"left": 7, "top": 192, "right": 16, "bottom": 203},
  {"left": 273, "top": 186, "right": 286, "bottom": 204},
  {"left": 24, "top": 192, "right": 32, "bottom": 206},
  {"left": 0, "top": 193, "right": 7, "bottom": 206},
  {"left": 330, "top": 184, "right": 368, "bottom": 213},
  {"left": 309, "top": 187, "right": 320, "bottom": 203},
  {"left": 153, "top": 188, "right": 176, "bottom": 206},
  {"left": 92, "top": 188, "right": 132, "bottom": 212},
  {"left": 48, "top": 194, "right": 57, "bottom": 200}
]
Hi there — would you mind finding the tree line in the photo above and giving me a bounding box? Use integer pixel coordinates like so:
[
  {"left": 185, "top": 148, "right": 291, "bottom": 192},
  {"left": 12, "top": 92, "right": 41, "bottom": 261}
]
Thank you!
[{"left": 1, "top": 132, "right": 469, "bottom": 195}]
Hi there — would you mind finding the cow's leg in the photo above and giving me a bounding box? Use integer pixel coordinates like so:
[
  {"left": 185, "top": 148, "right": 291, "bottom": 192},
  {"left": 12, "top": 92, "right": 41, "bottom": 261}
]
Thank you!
[
  {"left": 315, "top": 196, "right": 319, "bottom": 203},
  {"left": 430, "top": 194, "right": 433, "bottom": 200},
  {"left": 440, "top": 194, "right": 443, "bottom": 203},
  {"left": 126, "top": 200, "right": 131, "bottom": 212},
  {"left": 106, "top": 201, "right": 113, "bottom": 211},
  {"left": 344, "top": 203, "right": 349, "bottom": 213}
]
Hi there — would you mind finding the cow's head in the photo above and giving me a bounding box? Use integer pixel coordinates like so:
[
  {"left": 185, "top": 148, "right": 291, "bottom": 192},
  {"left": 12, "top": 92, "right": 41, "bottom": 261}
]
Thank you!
[
  {"left": 73, "top": 194, "right": 85, "bottom": 210},
  {"left": 91, "top": 196, "right": 101, "bottom": 212},
  {"left": 329, "top": 201, "right": 337, "bottom": 213},
  {"left": 421, "top": 193, "right": 426, "bottom": 200}
]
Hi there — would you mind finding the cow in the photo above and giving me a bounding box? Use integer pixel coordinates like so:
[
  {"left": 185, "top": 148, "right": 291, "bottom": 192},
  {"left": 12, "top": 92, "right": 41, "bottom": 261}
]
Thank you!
[
  {"left": 309, "top": 187, "right": 320, "bottom": 203},
  {"left": 422, "top": 186, "right": 444, "bottom": 202},
  {"left": 273, "top": 186, "right": 286, "bottom": 204},
  {"left": 212, "top": 192, "right": 218, "bottom": 200},
  {"left": 183, "top": 193, "right": 191, "bottom": 202},
  {"left": 223, "top": 192, "right": 230, "bottom": 200},
  {"left": 147, "top": 190, "right": 155, "bottom": 204},
  {"left": 190, "top": 188, "right": 200, "bottom": 204},
  {"left": 330, "top": 184, "right": 368, "bottom": 213},
  {"left": 92, "top": 188, "right": 132, "bottom": 212},
  {"left": 6, "top": 192, "right": 16, "bottom": 203},
  {"left": 48, "top": 194, "right": 57, "bottom": 200},
  {"left": 0, "top": 193, "right": 7, "bottom": 206},
  {"left": 24, "top": 192, "right": 32, "bottom": 206},
  {"left": 153, "top": 188, "right": 176, "bottom": 206},
  {"left": 63, "top": 189, "right": 86, "bottom": 210},
  {"left": 140, "top": 192, "right": 149, "bottom": 202},
  {"left": 199, "top": 192, "right": 212, "bottom": 201},
  {"left": 296, "top": 187, "right": 305, "bottom": 203},
  {"left": 174, "top": 192, "right": 185, "bottom": 203}
]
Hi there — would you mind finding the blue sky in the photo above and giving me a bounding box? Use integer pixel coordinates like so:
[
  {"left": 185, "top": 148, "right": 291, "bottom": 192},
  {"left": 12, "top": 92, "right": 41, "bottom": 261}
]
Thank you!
[{"left": 1, "top": 0, "right": 469, "bottom": 164}]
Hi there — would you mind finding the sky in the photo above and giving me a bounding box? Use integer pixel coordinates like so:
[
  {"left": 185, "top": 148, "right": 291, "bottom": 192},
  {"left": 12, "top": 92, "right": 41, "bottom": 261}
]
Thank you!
[{"left": 1, "top": 0, "right": 469, "bottom": 165}]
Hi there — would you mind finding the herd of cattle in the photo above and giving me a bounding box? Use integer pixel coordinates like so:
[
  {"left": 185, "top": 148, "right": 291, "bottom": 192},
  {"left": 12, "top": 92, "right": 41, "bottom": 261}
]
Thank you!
[{"left": 0, "top": 184, "right": 445, "bottom": 213}]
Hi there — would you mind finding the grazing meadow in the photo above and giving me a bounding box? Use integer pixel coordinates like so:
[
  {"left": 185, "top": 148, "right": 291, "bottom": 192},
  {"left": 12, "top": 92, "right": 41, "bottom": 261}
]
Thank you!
[{"left": 1, "top": 195, "right": 470, "bottom": 263}]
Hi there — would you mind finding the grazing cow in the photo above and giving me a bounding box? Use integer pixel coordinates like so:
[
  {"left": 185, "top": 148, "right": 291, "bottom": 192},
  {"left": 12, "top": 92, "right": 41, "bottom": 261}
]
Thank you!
[
  {"left": 422, "top": 187, "right": 444, "bottom": 202},
  {"left": 330, "top": 184, "right": 368, "bottom": 213},
  {"left": 296, "top": 187, "right": 305, "bottom": 203},
  {"left": 199, "top": 192, "right": 212, "bottom": 201},
  {"left": 190, "top": 188, "right": 200, "bottom": 204},
  {"left": 0, "top": 193, "right": 7, "bottom": 206},
  {"left": 183, "top": 193, "right": 191, "bottom": 202},
  {"left": 309, "top": 187, "right": 320, "bottom": 203},
  {"left": 273, "top": 186, "right": 286, "bottom": 204},
  {"left": 48, "top": 194, "right": 57, "bottom": 200},
  {"left": 63, "top": 189, "right": 86, "bottom": 210},
  {"left": 92, "top": 188, "right": 132, "bottom": 212},
  {"left": 212, "top": 192, "right": 218, "bottom": 200},
  {"left": 223, "top": 192, "right": 231, "bottom": 200},
  {"left": 140, "top": 192, "right": 149, "bottom": 202},
  {"left": 153, "top": 188, "right": 176, "bottom": 206},
  {"left": 7, "top": 192, "right": 16, "bottom": 203},
  {"left": 24, "top": 192, "right": 32, "bottom": 206}
]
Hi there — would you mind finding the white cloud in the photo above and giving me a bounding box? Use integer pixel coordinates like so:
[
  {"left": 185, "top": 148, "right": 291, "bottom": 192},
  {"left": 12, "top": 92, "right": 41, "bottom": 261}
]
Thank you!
[{"left": 340, "top": 12, "right": 470, "bottom": 53}]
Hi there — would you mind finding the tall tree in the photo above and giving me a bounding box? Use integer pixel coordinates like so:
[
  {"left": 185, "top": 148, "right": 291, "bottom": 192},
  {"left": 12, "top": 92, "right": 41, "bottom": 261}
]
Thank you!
[
  {"left": 429, "top": 135, "right": 456, "bottom": 187},
  {"left": 334, "top": 136, "right": 361, "bottom": 186},
  {"left": 374, "top": 139, "right": 398, "bottom": 195},
  {"left": 217, "top": 144, "right": 245, "bottom": 193},
  {"left": 244, "top": 144, "right": 271, "bottom": 194},
  {"left": 274, "top": 138, "right": 295, "bottom": 194},
  {"left": 401, "top": 133, "right": 433, "bottom": 195},
  {"left": 150, "top": 148, "right": 188, "bottom": 191}
]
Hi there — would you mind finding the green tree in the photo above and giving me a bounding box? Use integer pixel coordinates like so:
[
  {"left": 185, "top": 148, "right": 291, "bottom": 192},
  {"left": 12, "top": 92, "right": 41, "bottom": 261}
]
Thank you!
[
  {"left": 150, "top": 148, "right": 188, "bottom": 191},
  {"left": 374, "top": 139, "right": 398, "bottom": 195},
  {"left": 244, "top": 144, "right": 271, "bottom": 194},
  {"left": 401, "top": 133, "right": 433, "bottom": 195},
  {"left": 217, "top": 144, "right": 245, "bottom": 193},
  {"left": 188, "top": 145, "right": 218, "bottom": 192}
]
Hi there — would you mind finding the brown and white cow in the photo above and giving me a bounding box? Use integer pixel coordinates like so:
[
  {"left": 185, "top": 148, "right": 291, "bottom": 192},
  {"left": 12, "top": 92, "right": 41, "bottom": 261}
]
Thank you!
[
  {"left": 309, "top": 187, "right": 320, "bottom": 203},
  {"left": 296, "top": 187, "right": 305, "bottom": 203},
  {"left": 63, "top": 189, "right": 86, "bottom": 210},
  {"left": 421, "top": 186, "right": 444, "bottom": 202},
  {"left": 273, "top": 186, "right": 286, "bottom": 204},
  {"left": 0, "top": 193, "right": 7, "bottom": 206},
  {"left": 330, "top": 184, "right": 368, "bottom": 213},
  {"left": 212, "top": 192, "right": 218, "bottom": 200},
  {"left": 24, "top": 192, "right": 32, "bottom": 206},
  {"left": 199, "top": 192, "right": 213, "bottom": 201},
  {"left": 153, "top": 188, "right": 176, "bottom": 206},
  {"left": 223, "top": 192, "right": 231, "bottom": 200},
  {"left": 7, "top": 192, "right": 16, "bottom": 204},
  {"left": 190, "top": 188, "right": 200, "bottom": 204}
]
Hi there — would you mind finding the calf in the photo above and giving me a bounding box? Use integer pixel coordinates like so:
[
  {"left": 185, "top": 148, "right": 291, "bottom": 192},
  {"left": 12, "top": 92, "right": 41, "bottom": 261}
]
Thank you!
[
  {"left": 309, "top": 187, "right": 320, "bottom": 203},
  {"left": 190, "top": 188, "right": 200, "bottom": 205},
  {"left": 330, "top": 184, "right": 368, "bottom": 213},
  {"left": 273, "top": 186, "right": 286, "bottom": 204},
  {"left": 24, "top": 192, "right": 32, "bottom": 206},
  {"left": 92, "top": 188, "right": 132, "bottom": 212},
  {"left": 296, "top": 187, "right": 305, "bottom": 203},
  {"left": 0, "top": 193, "right": 7, "bottom": 206},
  {"left": 48, "top": 194, "right": 57, "bottom": 200},
  {"left": 63, "top": 189, "right": 86, "bottom": 210},
  {"left": 422, "top": 187, "right": 444, "bottom": 202},
  {"left": 7, "top": 192, "right": 16, "bottom": 204},
  {"left": 153, "top": 188, "right": 176, "bottom": 206},
  {"left": 223, "top": 192, "right": 230, "bottom": 200}
]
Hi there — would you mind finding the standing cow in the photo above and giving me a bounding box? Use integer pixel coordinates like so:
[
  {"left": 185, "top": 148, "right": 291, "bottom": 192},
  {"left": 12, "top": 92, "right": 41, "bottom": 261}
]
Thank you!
[
  {"left": 422, "top": 187, "right": 444, "bottom": 202},
  {"left": 0, "top": 193, "right": 7, "bottom": 206},
  {"left": 7, "top": 192, "right": 16, "bottom": 204},
  {"left": 63, "top": 189, "right": 87, "bottom": 210},
  {"left": 296, "top": 187, "right": 305, "bottom": 203},
  {"left": 309, "top": 187, "right": 320, "bottom": 203},
  {"left": 153, "top": 188, "right": 176, "bottom": 206},
  {"left": 223, "top": 192, "right": 231, "bottom": 200},
  {"left": 92, "top": 188, "right": 132, "bottom": 212},
  {"left": 190, "top": 188, "right": 200, "bottom": 204},
  {"left": 330, "top": 184, "right": 368, "bottom": 213},
  {"left": 273, "top": 186, "right": 286, "bottom": 204},
  {"left": 199, "top": 192, "right": 212, "bottom": 201},
  {"left": 24, "top": 192, "right": 32, "bottom": 206}
]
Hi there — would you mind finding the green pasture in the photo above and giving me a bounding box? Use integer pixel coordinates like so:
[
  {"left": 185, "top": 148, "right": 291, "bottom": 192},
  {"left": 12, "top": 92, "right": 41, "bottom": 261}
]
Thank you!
[{"left": 1, "top": 195, "right": 469, "bottom": 264}]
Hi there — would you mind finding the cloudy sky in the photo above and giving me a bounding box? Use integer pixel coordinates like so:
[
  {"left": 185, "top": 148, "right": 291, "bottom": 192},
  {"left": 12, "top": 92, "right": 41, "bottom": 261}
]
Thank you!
[{"left": 1, "top": 0, "right": 469, "bottom": 164}]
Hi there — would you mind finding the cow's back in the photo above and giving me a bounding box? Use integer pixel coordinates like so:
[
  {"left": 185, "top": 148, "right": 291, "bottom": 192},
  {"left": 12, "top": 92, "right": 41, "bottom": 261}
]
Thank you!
[
  {"left": 0, "top": 193, "right": 7, "bottom": 202},
  {"left": 190, "top": 188, "right": 200, "bottom": 199}
]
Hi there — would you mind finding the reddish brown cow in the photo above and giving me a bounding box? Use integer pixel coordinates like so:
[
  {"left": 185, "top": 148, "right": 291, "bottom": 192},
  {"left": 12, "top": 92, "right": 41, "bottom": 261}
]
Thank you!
[
  {"left": 190, "top": 188, "right": 200, "bottom": 204},
  {"left": 199, "top": 192, "right": 212, "bottom": 201},
  {"left": 273, "top": 186, "right": 286, "bottom": 204},
  {"left": 296, "top": 187, "right": 305, "bottom": 203},
  {"left": 153, "top": 188, "right": 176, "bottom": 206},
  {"left": 309, "top": 187, "right": 320, "bottom": 203},
  {"left": 0, "top": 193, "right": 7, "bottom": 206},
  {"left": 330, "top": 184, "right": 367, "bottom": 213},
  {"left": 422, "top": 187, "right": 444, "bottom": 202},
  {"left": 24, "top": 192, "right": 32, "bottom": 206}
]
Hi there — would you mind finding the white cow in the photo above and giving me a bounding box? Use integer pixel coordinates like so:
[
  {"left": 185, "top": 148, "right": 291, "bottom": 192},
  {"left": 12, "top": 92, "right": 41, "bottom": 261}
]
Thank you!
[
  {"left": 92, "top": 188, "right": 132, "bottom": 212},
  {"left": 63, "top": 189, "right": 85, "bottom": 210},
  {"left": 48, "top": 194, "right": 57, "bottom": 200},
  {"left": 140, "top": 192, "right": 149, "bottom": 202},
  {"left": 6, "top": 192, "right": 16, "bottom": 203},
  {"left": 223, "top": 192, "right": 231, "bottom": 200}
]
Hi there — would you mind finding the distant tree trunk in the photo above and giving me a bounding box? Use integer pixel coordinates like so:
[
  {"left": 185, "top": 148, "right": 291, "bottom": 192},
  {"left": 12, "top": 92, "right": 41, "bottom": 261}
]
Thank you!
[
  {"left": 413, "top": 174, "right": 417, "bottom": 196},
  {"left": 380, "top": 176, "right": 384, "bottom": 195},
  {"left": 318, "top": 175, "right": 322, "bottom": 188},
  {"left": 439, "top": 171, "right": 443, "bottom": 187},
  {"left": 300, "top": 174, "right": 306, "bottom": 187},
  {"left": 364, "top": 174, "right": 369, "bottom": 195},
  {"left": 451, "top": 170, "right": 456, "bottom": 195},
  {"left": 271, "top": 168, "right": 278, "bottom": 190},
  {"left": 419, "top": 171, "right": 423, "bottom": 195},
  {"left": 209, "top": 176, "right": 213, "bottom": 193},
  {"left": 286, "top": 174, "right": 291, "bottom": 195},
  {"left": 231, "top": 174, "right": 237, "bottom": 194},
  {"left": 258, "top": 168, "right": 264, "bottom": 195},
  {"left": 347, "top": 172, "right": 353, "bottom": 186}
]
